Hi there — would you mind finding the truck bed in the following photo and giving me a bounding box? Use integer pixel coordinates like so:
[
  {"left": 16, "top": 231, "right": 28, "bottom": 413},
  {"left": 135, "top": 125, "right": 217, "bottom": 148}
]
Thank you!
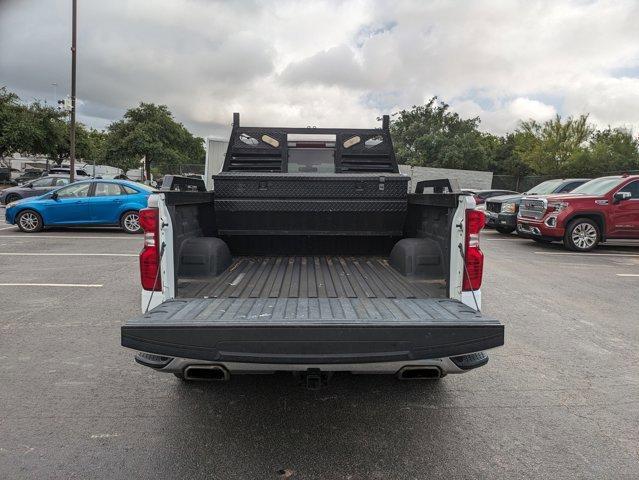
[{"left": 177, "top": 255, "right": 446, "bottom": 299}]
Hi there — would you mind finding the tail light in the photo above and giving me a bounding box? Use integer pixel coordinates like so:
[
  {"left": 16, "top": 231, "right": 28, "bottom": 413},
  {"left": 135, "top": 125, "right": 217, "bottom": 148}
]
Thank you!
[
  {"left": 139, "top": 207, "right": 161, "bottom": 291},
  {"left": 463, "top": 209, "right": 485, "bottom": 291}
]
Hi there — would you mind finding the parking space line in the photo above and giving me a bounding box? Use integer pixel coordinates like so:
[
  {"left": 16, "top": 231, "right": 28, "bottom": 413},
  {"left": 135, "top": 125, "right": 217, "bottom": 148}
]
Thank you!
[
  {"left": 0, "top": 234, "right": 140, "bottom": 240},
  {"left": 0, "top": 226, "right": 16, "bottom": 231},
  {"left": 616, "top": 274, "right": 639, "bottom": 277},
  {"left": 534, "top": 251, "right": 639, "bottom": 257},
  {"left": 0, "top": 252, "right": 137, "bottom": 257},
  {"left": 0, "top": 283, "right": 103, "bottom": 287}
]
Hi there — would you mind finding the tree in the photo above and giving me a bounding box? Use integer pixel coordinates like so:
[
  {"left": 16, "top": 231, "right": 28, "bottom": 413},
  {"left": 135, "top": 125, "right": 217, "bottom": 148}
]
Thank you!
[
  {"left": 515, "top": 114, "right": 593, "bottom": 176},
  {"left": 0, "top": 87, "right": 29, "bottom": 164},
  {"left": 105, "top": 103, "right": 205, "bottom": 179},
  {"left": 85, "top": 128, "right": 108, "bottom": 165},
  {"left": 572, "top": 127, "right": 639, "bottom": 175},
  {"left": 390, "top": 97, "right": 491, "bottom": 170},
  {"left": 484, "top": 132, "right": 532, "bottom": 178}
]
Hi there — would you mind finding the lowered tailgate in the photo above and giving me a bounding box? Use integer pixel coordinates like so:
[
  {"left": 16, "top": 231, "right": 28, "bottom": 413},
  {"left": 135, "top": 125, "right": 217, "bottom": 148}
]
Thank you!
[{"left": 121, "top": 298, "right": 504, "bottom": 364}]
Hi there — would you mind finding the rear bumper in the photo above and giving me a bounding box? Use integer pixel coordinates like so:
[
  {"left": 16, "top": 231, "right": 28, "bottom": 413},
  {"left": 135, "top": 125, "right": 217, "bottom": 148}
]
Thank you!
[{"left": 134, "top": 353, "right": 488, "bottom": 375}]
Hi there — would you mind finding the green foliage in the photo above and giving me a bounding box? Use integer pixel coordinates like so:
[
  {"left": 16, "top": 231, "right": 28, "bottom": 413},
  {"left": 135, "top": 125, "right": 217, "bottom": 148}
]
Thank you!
[
  {"left": 85, "top": 128, "right": 108, "bottom": 164},
  {"left": 0, "top": 87, "right": 33, "bottom": 161},
  {"left": 105, "top": 103, "right": 205, "bottom": 176},
  {"left": 391, "top": 97, "right": 490, "bottom": 170},
  {"left": 1, "top": 87, "right": 203, "bottom": 177},
  {"left": 484, "top": 133, "right": 533, "bottom": 177},
  {"left": 515, "top": 114, "right": 593, "bottom": 176},
  {"left": 571, "top": 128, "right": 639, "bottom": 175}
]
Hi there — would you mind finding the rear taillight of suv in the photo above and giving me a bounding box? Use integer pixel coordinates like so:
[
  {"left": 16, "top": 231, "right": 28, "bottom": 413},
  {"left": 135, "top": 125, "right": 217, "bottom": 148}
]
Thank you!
[
  {"left": 462, "top": 209, "right": 485, "bottom": 291},
  {"left": 139, "top": 207, "right": 161, "bottom": 291}
]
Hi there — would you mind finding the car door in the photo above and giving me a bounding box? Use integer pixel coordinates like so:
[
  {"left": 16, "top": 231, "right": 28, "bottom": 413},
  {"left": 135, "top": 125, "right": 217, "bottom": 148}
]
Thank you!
[
  {"left": 43, "top": 182, "right": 92, "bottom": 225},
  {"left": 89, "top": 182, "right": 126, "bottom": 224},
  {"left": 609, "top": 180, "right": 639, "bottom": 238}
]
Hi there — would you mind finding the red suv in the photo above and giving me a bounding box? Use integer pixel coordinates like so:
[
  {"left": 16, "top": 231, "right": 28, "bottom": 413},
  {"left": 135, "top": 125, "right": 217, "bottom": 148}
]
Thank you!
[{"left": 517, "top": 175, "right": 639, "bottom": 251}]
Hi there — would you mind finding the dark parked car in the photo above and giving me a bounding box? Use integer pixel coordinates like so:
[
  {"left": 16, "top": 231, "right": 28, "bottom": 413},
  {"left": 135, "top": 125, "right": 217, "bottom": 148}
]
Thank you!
[
  {"left": 484, "top": 178, "right": 590, "bottom": 234},
  {"left": 0, "top": 175, "right": 71, "bottom": 205},
  {"left": 462, "top": 189, "right": 519, "bottom": 206},
  {"left": 11, "top": 170, "right": 44, "bottom": 185}
]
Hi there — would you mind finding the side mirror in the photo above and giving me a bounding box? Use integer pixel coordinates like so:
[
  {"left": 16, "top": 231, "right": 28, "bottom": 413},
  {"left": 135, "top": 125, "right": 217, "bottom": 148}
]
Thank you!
[
  {"left": 613, "top": 191, "right": 632, "bottom": 204},
  {"left": 51, "top": 192, "right": 59, "bottom": 200},
  {"left": 27, "top": 183, "right": 34, "bottom": 189}
]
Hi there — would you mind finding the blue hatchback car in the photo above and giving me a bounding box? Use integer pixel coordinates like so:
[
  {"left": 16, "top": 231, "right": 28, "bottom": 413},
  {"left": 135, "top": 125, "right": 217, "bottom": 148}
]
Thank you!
[{"left": 5, "top": 179, "right": 155, "bottom": 234}]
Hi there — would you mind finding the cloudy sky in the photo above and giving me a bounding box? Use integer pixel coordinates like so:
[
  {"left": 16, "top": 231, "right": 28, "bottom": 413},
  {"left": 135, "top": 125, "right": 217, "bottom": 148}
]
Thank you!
[{"left": 1, "top": 0, "right": 638, "bottom": 138}]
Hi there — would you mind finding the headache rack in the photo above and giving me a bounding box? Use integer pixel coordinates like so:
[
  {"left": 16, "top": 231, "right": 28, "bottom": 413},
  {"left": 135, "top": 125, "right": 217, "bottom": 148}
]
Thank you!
[{"left": 222, "top": 113, "right": 399, "bottom": 174}]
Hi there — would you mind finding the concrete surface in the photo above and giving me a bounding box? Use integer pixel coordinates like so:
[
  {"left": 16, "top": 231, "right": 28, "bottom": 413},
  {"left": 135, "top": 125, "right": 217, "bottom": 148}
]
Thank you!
[{"left": 0, "top": 213, "right": 637, "bottom": 479}]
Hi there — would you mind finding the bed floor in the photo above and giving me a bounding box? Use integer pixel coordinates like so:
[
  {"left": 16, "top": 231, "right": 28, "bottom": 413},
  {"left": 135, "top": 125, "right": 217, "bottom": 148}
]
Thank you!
[{"left": 177, "top": 256, "right": 446, "bottom": 300}]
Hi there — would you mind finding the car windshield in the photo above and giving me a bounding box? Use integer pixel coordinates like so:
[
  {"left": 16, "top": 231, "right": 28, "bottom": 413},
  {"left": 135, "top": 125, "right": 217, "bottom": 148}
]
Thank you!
[
  {"left": 570, "top": 177, "right": 624, "bottom": 196},
  {"left": 526, "top": 180, "right": 563, "bottom": 195}
]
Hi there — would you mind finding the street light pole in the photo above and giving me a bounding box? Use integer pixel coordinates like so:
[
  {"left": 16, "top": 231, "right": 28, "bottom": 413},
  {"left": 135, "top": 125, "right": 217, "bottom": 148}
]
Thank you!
[{"left": 69, "top": 0, "right": 77, "bottom": 182}]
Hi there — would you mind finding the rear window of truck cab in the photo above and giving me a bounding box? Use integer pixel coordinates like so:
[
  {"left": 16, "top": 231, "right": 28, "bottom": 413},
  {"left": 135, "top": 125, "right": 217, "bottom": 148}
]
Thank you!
[{"left": 286, "top": 134, "right": 336, "bottom": 173}]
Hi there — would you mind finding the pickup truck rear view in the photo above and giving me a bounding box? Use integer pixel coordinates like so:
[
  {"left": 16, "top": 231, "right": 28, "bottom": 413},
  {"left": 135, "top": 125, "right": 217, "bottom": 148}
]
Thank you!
[{"left": 121, "top": 114, "right": 504, "bottom": 386}]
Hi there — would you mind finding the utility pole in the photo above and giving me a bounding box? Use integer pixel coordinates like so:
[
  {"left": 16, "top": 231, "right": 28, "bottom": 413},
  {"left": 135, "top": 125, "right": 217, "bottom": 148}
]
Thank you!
[{"left": 69, "top": 0, "right": 77, "bottom": 182}]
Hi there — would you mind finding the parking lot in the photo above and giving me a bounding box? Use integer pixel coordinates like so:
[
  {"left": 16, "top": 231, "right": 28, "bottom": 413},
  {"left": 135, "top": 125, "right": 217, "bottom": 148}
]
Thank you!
[{"left": 0, "top": 210, "right": 637, "bottom": 479}]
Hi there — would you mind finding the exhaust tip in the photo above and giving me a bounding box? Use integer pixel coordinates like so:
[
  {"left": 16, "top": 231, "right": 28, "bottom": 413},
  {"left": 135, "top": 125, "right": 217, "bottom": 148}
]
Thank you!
[
  {"left": 397, "top": 366, "right": 442, "bottom": 380},
  {"left": 183, "top": 365, "right": 230, "bottom": 381}
]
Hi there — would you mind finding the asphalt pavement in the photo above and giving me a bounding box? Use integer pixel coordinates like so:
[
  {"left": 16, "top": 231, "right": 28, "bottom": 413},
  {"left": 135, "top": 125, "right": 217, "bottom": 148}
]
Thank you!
[{"left": 0, "top": 212, "right": 637, "bottom": 479}]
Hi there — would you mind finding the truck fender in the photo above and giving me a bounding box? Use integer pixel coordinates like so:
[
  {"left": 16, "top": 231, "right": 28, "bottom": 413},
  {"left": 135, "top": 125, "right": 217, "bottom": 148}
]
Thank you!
[{"left": 563, "top": 211, "right": 606, "bottom": 240}]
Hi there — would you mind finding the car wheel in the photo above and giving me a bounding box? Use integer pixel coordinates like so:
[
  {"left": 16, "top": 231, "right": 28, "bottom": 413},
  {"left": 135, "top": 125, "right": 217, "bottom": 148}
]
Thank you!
[
  {"left": 564, "top": 218, "right": 599, "bottom": 252},
  {"left": 120, "top": 210, "right": 142, "bottom": 234},
  {"left": 17, "top": 210, "right": 44, "bottom": 233},
  {"left": 4, "top": 193, "right": 21, "bottom": 204},
  {"left": 496, "top": 226, "right": 516, "bottom": 234}
]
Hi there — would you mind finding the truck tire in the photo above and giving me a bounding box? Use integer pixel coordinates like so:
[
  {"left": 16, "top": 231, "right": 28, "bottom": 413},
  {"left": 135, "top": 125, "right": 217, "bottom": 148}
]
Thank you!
[
  {"left": 496, "top": 226, "right": 515, "bottom": 234},
  {"left": 564, "top": 218, "right": 600, "bottom": 252},
  {"left": 120, "top": 210, "right": 142, "bottom": 234},
  {"left": 17, "top": 209, "right": 44, "bottom": 233}
]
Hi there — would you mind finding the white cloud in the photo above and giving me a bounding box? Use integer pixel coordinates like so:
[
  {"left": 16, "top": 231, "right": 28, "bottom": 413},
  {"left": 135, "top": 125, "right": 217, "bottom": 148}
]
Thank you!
[
  {"left": 508, "top": 98, "right": 557, "bottom": 123},
  {"left": 1, "top": 0, "right": 638, "bottom": 137}
]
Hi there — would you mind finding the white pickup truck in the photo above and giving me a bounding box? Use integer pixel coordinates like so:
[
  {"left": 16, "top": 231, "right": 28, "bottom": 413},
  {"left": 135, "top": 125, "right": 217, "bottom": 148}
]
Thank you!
[{"left": 121, "top": 114, "right": 503, "bottom": 387}]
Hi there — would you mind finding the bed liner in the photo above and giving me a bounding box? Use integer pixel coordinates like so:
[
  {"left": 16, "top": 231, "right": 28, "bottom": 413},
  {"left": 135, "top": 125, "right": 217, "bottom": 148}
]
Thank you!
[{"left": 177, "top": 255, "right": 446, "bottom": 300}]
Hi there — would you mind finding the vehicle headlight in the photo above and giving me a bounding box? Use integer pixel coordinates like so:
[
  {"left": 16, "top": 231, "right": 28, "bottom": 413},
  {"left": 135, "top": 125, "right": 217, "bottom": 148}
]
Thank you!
[
  {"left": 548, "top": 202, "right": 568, "bottom": 213},
  {"left": 6, "top": 201, "right": 17, "bottom": 208},
  {"left": 501, "top": 202, "right": 517, "bottom": 213}
]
